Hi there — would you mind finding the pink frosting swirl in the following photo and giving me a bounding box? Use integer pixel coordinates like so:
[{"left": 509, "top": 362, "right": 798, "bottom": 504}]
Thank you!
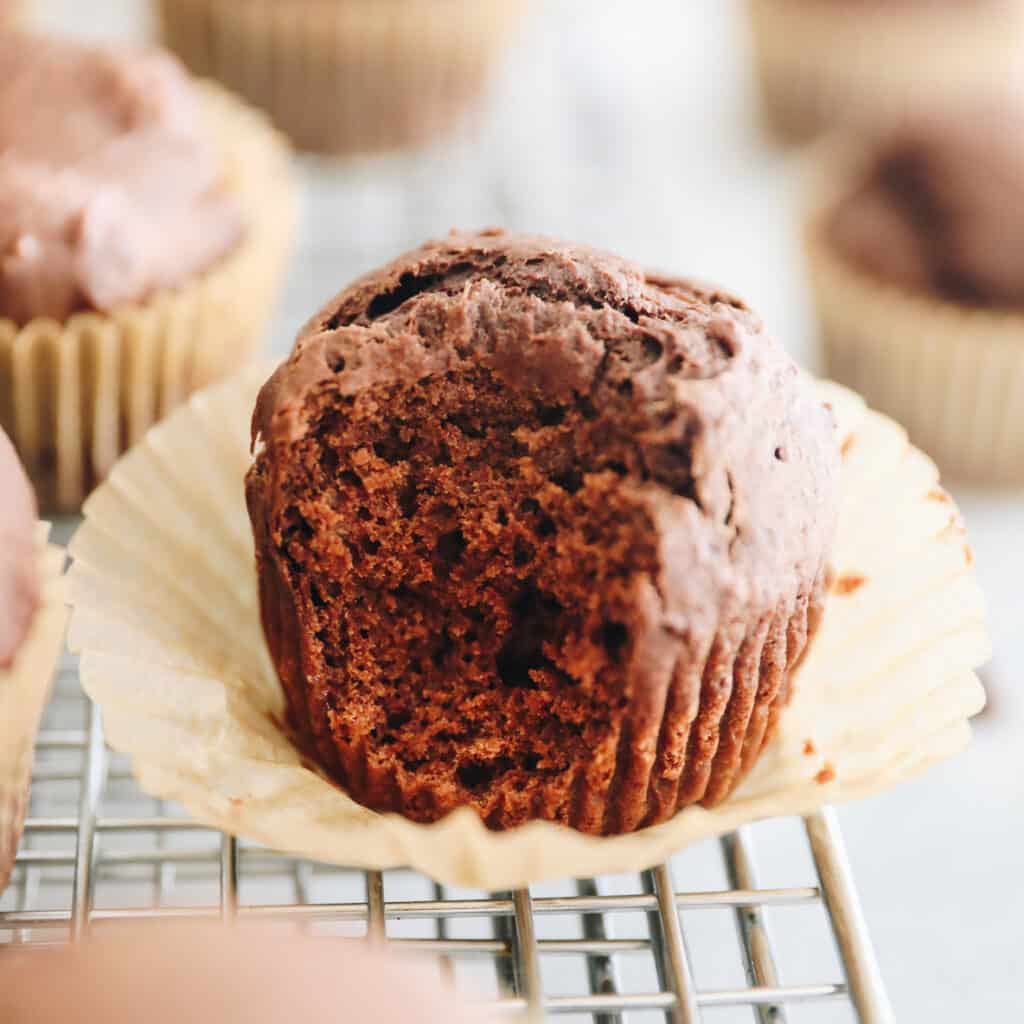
[{"left": 0, "top": 34, "right": 243, "bottom": 324}]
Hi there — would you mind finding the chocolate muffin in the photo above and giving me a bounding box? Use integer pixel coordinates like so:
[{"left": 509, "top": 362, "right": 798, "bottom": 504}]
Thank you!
[
  {"left": 0, "top": 424, "right": 40, "bottom": 893},
  {"left": 0, "top": 426, "right": 38, "bottom": 671},
  {"left": 0, "top": 33, "right": 243, "bottom": 325},
  {"left": 0, "top": 32, "right": 295, "bottom": 511},
  {"left": 827, "top": 111, "right": 1024, "bottom": 309},
  {"left": 806, "top": 110, "right": 1024, "bottom": 482},
  {"left": 247, "top": 231, "right": 840, "bottom": 834}
]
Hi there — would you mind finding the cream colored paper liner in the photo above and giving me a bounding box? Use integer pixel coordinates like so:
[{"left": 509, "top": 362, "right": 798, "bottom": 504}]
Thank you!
[
  {"left": 158, "top": 0, "right": 527, "bottom": 154},
  {"left": 805, "top": 144, "right": 1024, "bottom": 486},
  {"left": 748, "top": 0, "right": 1024, "bottom": 141},
  {"left": 0, "top": 84, "right": 296, "bottom": 514},
  {"left": 1, "top": 526, "right": 68, "bottom": 894},
  {"left": 66, "top": 364, "right": 988, "bottom": 889}
]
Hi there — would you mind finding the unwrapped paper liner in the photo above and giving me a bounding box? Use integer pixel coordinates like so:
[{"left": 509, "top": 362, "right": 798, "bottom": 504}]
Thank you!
[
  {"left": 67, "top": 363, "right": 988, "bottom": 888},
  {"left": 0, "top": 83, "right": 296, "bottom": 513},
  {"left": 158, "top": 0, "right": 527, "bottom": 155},
  {"left": 1, "top": 526, "right": 68, "bottom": 893},
  {"left": 748, "top": 0, "right": 1024, "bottom": 141},
  {"left": 805, "top": 142, "right": 1024, "bottom": 485}
]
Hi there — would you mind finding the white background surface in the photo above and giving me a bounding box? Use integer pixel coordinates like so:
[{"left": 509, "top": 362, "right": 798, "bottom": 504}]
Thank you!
[{"left": 31, "top": 0, "right": 1024, "bottom": 1018}]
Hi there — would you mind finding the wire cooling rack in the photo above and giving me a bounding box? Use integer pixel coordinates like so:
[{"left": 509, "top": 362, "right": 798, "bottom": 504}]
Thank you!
[{"left": 2, "top": 649, "right": 894, "bottom": 1023}]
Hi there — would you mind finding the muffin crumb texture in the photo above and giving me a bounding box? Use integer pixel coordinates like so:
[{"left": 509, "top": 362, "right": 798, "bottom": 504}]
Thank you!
[{"left": 247, "top": 231, "right": 839, "bottom": 834}]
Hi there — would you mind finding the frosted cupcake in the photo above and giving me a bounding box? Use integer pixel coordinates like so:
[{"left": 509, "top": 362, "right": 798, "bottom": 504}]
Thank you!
[
  {"left": 157, "top": 0, "right": 527, "bottom": 154},
  {"left": 0, "top": 33, "right": 295, "bottom": 511},
  {"left": 748, "top": 0, "right": 1024, "bottom": 142},
  {"left": 0, "top": 427, "right": 66, "bottom": 895},
  {"left": 806, "top": 109, "right": 1024, "bottom": 483}
]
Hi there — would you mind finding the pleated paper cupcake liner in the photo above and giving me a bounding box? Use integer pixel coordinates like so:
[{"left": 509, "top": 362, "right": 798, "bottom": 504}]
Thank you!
[
  {"left": 748, "top": 0, "right": 1024, "bottom": 142},
  {"left": 0, "top": 83, "right": 296, "bottom": 513},
  {"left": 66, "top": 363, "right": 988, "bottom": 888},
  {"left": 1, "top": 526, "right": 68, "bottom": 894},
  {"left": 805, "top": 146, "right": 1024, "bottom": 485},
  {"left": 158, "top": 0, "right": 527, "bottom": 155}
]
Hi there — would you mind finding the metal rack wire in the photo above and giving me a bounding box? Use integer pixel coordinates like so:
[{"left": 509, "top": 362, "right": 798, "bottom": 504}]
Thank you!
[{"left": 2, "top": 652, "right": 894, "bottom": 1023}]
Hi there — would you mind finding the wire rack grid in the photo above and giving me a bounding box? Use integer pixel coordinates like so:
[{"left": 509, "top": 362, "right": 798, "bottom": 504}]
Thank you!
[{"left": 2, "top": 646, "right": 894, "bottom": 1024}]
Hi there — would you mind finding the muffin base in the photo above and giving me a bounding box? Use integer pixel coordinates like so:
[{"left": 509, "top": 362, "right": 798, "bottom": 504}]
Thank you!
[
  {"left": 749, "top": 0, "right": 1024, "bottom": 142},
  {"left": 158, "top": 0, "right": 526, "bottom": 155},
  {"left": 0, "top": 83, "right": 295, "bottom": 512},
  {"left": 1, "top": 527, "right": 67, "bottom": 895}
]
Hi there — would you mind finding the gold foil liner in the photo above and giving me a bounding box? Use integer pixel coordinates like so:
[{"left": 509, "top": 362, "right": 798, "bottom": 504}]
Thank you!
[
  {"left": 67, "top": 364, "right": 988, "bottom": 888},
  {"left": 1, "top": 526, "right": 68, "bottom": 894},
  {"left": 0, "top": 84, "right": 296, "bottom": 513},
  {"left": 805, "top": 143, "right": 1024, "bottom": 485},
  {"left": 747, "top": 0, "right": 1024, "bottom": 141},
  {"left": 157, "top": 0, "right": 527, "bottom": 154}
]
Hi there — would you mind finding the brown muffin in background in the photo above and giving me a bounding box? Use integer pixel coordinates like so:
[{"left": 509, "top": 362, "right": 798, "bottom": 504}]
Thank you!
[
  {"left": 748, "top": 0, "right": 1024, "bottom": 144},
  {"left": 157, "top": 0, "right": 527, "bottom": 155},
  {"left": 806, "top": 108, "right": 1024, "bottom": 483},
  {"left": 827, "top": 110, "right": 1024, "bottom": 309},
  {"left": 0, "top": 426, "right": 38, "bottom": 671},
  {"left": 247, "top": 230, "right": 840, "bottom": 835},
  {"left": 0, "top": 424, "right": 41, "bottom": 895},
  {"left": 0, "top": 32, "right": 295, "bottom": 512}
]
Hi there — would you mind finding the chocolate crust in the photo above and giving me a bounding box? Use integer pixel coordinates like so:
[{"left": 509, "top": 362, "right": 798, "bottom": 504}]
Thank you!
[{"left": 247, "top": 230, "right": 839, "bottom": 834}]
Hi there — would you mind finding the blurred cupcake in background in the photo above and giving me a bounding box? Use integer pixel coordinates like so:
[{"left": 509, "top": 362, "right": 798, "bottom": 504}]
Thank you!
[
  {"left": 156, "top": 0, "right": 529, "bottom": 155},
  {"left": 0, "top": 427, "right": 66, "bottom": 897},
  {"left": 0, "top": 924, "right": 499, "bottom": 1022},
  {"left": 0, "top": 33, "right": 295, "bottom": 511},
  {"left": 748, "top": 0, "right": 1024, "bottom": 142},
  {"left": 805, "top": 109, "right": 1024, "bottom": 484}
]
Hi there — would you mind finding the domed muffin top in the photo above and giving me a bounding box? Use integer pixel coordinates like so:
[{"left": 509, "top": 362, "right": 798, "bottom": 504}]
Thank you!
[
  {"left": 0, "top": 33, "right": 243, "bottom": 324},
  {"left": 253, "top": 229, "right": 839, "bottom": 626},
  {"left": 828, "top": 109, "right": 1024, "bottom": 308},
  {"left": 0, "top": 427, "right": 39, "bottom": 668}
]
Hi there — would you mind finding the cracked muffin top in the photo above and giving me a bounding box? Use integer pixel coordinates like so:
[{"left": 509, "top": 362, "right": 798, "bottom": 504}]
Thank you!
[{"left": 254, "top": 229, "right": 839, "bottom": 628}]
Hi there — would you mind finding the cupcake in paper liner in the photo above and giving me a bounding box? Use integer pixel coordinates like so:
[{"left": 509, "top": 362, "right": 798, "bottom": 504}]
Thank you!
[
  {"left": 244, "top": 232, "right": 841, "bottom": 835},
  {"left": 805, "top": 110, "right": 1024, "bottom": 485},
  {"left": 157, "top": 0, "right": 528, "bottom": 155},
  {"left": 68, "top": 235, "right": 987, "bottom": 889},
  {"left": 0, "top": 428, "right": 67, "bottom": 895},
  {"left": 747, "top": 0, "right": 1024, "bottom": 143},
  {"left": 0, "top": 33, "right": 296, "bottom": 512}
]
